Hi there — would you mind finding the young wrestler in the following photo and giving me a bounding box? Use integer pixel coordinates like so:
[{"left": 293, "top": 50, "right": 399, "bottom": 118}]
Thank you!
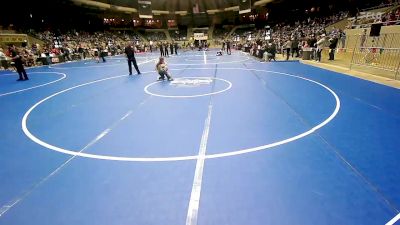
[{"left": 155, "top": 57, "right": 173, "bottom": 81}]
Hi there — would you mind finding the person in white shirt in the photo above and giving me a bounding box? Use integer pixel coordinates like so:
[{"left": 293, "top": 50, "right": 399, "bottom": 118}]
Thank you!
[
  {"left": 149, "top": 40, "right": 153, "bottom": 52},
  {"left": 316, "top": 34, "right": 326, "bottom": 62},
  {"left": 0, "top": 48, "right": 9, "bottom": 70}
]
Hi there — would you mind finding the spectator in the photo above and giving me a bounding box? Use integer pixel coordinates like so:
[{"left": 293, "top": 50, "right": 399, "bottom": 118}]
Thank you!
[
  {"left": 316, "top": 34, "right": 327, "bottom": 62},
  {"left": 340, "top": 30, "right": 346, "bottom": 48},
  {"left": 9, "top": 45, "right": 29, "bottom": 81},
  {"left": 285, "top": 39, "right": 292, "bottom": 60},
  {"left": 328, "top": 35, "right": 339, "bottom": 60},
  {"left": 0, "top": 48, "right": 10, "bottom": 70},
  {"left": 291, "top": 37, "right": 300, "bottom": 58},
  {"left": 360, "top": 29, "right": 367, "bottom": 48}
]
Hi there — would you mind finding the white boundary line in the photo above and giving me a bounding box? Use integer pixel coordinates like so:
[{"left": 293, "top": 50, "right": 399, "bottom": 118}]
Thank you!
[
  {"left": 180, "top": 54, "right": 209, "bottom": 57},
  {"left": 184, "top": 57, "right": 220, "bottom": 62},
  {"left": 168, "top": 52, "right": 250, "bottom": 66},
  {"left": 186, "top": 104, "right": 213, "bottom": 225},
  {"left": 144, "top": 77, "right": 232, "bottom": 98},
  {"left": 0, "top": 72, "right": 67, "bottom": 97},
  {"left": 386, "top": 213, "right": 400, "bottom": 225},
  {"left": 1, "top": 73, "right": 21, "bottom": 77},
  {"left": 21, "top": 67, "right": 341, "bottom": 162},
  {"left": 49, "top": 58, "right": 157, "bottom": 70},
  {"left": 168, "top": 57, "right": 250, "bottom": 66},
  {"left": 0, "top": 107, "right": 131, "bottom": 217}
]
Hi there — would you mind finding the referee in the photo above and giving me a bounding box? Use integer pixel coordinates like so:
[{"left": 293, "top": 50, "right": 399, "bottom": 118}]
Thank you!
[
  {"left": 124, "top": 43, "right": 141, "bottom": 76},
  {"left": 226, "top": 40, "right": 231, "bottom": 55},
  {"left": 10, "top": 45, "right": 29, "bottom": 81}
]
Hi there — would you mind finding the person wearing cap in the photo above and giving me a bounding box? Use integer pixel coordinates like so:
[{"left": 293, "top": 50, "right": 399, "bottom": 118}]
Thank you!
[{"left": 124, "top": 43, "right": 141, "bottom": 75}]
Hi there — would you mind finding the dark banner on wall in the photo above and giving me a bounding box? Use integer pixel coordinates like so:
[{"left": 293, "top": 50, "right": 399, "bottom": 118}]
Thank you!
[
  {"left": 239, "top": 0, "right": 251, "bottom": 14},
  {"left": 138, "top": 0, "right": 152, "bottom": 18}
]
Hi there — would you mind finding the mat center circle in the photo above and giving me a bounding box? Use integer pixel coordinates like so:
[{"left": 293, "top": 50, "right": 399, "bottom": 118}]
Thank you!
[
  {"left": 144, "top": 76, "right": 232, "bottom": 98},
  {"left": 21, "top": 68, "right": 340, "bottom": 162}
]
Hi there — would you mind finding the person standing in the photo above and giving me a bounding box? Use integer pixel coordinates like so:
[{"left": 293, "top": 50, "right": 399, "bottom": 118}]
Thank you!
[
  {"left": 291, "top": 37, "right": 299, "bottom": 58},
  {"left": 340, "top": 30, "right": 346, "bottom": 49},
  {"left": 63, "top": 46, "right": 72, "bottom": 61},
  {"left": 328, "top": 36, "right": 338, "bottom": 61},
  {"left": 100, "top": 46, "right": 107, "bottom": 63},
  {"left": 9, "top": 45, "right": 29, "bottom": 81},
  {"left": 360, "top": 29, "right": 367, "bottom": 49},
  {"left": 169, "top": 42, "right": 174, "bottom": 55},
  {"left": 164, "top": 42, "right": 169, "bottom": 57},
  {"left": 124, "top": 43, "right": 141, "bottom": 76},
  {"left": 0, "top": 48, "right": 10, "bottom": 70},
  {"left": 149, "top": 40, "right": 153, "bottom": 53},
  {"left": 78, "top": 45, "right": 84, "bottom": 60},
  {"left": 174, "top": 42, "right": 178, "bottom": 55},
  {"left": 285, "top": 39, "right": 292, "bottom": 60},
  {"left": 160, "top": 42, "right": 165, "bottom": 57},
  {"left": 93, "top": 47, "right": 100, "bottom": 63},
  {"left": 316, "top": 34, "right": 326, "bottom": 62},
  {"left": 226, "top": 40, "right": 231, "bottom": 55}
]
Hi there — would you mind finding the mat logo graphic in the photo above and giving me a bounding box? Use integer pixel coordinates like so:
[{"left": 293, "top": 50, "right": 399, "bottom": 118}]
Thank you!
[{"left": 171, "top": 78, "right": 213, "bottom": 86}]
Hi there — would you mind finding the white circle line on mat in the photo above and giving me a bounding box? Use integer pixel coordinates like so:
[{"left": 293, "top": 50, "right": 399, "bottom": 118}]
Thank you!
[
  {"left": 49, "top": 58, "right": 156, "bottom": 69},
  {"left": 144, "top": 77, "right": 232, "bottom": 98},
  {"left": 22, "top": 67, "right": 340, "bottom": 162},
  {"left": 184, "top": 57, "right": 220, "bottom": 62},
  {"left": 0, "top": 72, "right": 67, "bottom": 97},
  {"left": 168, "top": 56, "right": 250, "bottom": 65}
]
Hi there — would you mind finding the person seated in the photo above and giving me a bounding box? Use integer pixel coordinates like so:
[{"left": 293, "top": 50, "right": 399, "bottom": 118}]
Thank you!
[
  {"left": 155, "top": 57, "right": 173, "bottom": 81},
  {"left": 267, "top": 42, "right": 277, "bottom": 61}
]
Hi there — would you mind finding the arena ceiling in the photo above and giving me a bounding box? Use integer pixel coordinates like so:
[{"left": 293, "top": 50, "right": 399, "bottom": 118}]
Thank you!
[
  {"left": 71, "top": 0, "right": 274, "bottom": 14},
  {"left": 97, "top": 0, "right": 238, "bottom": 10}
]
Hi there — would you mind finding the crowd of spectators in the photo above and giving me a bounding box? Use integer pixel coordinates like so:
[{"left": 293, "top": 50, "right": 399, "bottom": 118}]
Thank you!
[
  {"left": 145, "top": 31, "right": 167, "bottom": 41},
  {"left": 2, "top": 2, "right": 400, "bottom": 71},
  {"left": 234, "top": 11, "right": 348, "bottom": 62},
  {"left": 348, "top": 5, "right": 400, "bottom": 28},
  {"left": 0, "top": 29, "right": 192, "bottom": 70},
  {"left": 169, "top": 30, "right": 187, "bottom": 41},
  {"left": 213, "top": 28, "right": 229, "bottom": 38},
  {"left": 231, "top": 27, "right": 257, "bottom": 41},
  {"left": 0, "top": 30, "right": 143, "bottom": 70}
]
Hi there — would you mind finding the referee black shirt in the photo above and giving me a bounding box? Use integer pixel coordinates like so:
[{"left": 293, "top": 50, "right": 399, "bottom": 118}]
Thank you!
[{"left": 125, "top": 46, "right": 135, "bottom": 59}]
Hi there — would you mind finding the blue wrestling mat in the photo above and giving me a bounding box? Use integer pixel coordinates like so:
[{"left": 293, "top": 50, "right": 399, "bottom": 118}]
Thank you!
[{"left": 0, "top": 50, "right": 399, "bottom": 225}]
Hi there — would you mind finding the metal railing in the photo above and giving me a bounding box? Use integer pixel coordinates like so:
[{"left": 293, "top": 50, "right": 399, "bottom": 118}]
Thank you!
[
  {"left": 351, "top": 20, "right": 400, "bottom": 29},
  {"left": 360, "top": 3, "right": 396, "bottom": 12},
  {"left": 330, "top": 33, "right": 400, "bottom": 80},
  {"left": 350, "top": 47, "right": 400, "bottom": 79}
]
